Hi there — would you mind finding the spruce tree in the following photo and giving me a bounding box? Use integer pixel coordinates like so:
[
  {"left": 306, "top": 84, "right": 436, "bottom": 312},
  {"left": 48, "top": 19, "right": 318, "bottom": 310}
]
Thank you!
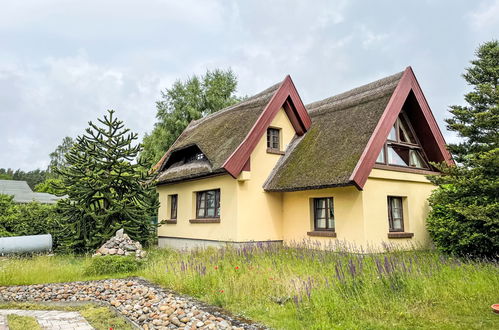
[
  {"left": 54, "top": 110, "right": 157, "bottom": 252},
  {"left": 427, "top": 40, "right": 498, "bottom": 258}
]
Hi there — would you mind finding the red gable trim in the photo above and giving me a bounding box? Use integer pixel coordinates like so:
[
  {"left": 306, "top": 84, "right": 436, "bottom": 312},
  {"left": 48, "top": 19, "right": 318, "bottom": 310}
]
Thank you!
[
  {"left": 223, "top": 75, "right": 311, "bottom": 178},
  {"left": 349, "top": 67, "right": 454, "bottom": 189}
]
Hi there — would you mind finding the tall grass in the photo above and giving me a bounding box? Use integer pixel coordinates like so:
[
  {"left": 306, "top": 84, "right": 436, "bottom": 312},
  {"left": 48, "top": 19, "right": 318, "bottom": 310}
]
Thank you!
[
  {"left": 0, "top": 242, "right": 498, "bottom": 329},
  {"left": 138, "top": 242, "right": 499, "bottom": 329}
]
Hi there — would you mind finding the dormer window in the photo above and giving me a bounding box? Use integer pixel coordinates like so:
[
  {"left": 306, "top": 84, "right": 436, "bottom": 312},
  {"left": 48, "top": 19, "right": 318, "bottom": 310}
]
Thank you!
[
  {"left": 267, "top": 127, "right": 281, "bottom": 151},
  {"left": 376, "top": 111, "right": 429, "bottom": 169}
]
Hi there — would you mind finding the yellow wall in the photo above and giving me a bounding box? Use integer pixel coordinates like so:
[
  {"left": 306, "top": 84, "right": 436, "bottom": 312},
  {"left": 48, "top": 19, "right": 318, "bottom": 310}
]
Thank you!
[
  {"left": 156, "top": 174, "right": 238, "bottom": 241},
  {"left": 156, "top": 108, "right": 436, "bottom": 250},
  {"left": 361, "top": 169, "right": 434, "bottom": 249},
  {"left": 281, "top": 186, "right": 365, "bottom": 246},
  {"left": 235, "top": 108, "right": 296, "bottom": 241}
]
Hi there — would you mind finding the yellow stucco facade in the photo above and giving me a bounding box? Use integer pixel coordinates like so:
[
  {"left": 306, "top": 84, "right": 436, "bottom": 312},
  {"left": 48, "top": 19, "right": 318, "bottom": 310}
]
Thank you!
[{"left": 156, "top": 108, "right": 436, "bottom": 250}]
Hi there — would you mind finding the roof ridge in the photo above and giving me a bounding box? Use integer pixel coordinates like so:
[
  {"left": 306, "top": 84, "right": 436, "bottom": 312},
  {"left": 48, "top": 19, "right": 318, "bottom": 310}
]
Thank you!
[
  {"left": 306, "top": 71, "right": 404, "bottom": 115},
  {"left": 185, "top": 81, "right": 282, "bottom": 132}
]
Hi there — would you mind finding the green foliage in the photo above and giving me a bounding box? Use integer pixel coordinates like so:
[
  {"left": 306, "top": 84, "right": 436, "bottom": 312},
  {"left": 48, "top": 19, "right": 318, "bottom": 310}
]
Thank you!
[
  {"left": 53, "top": 110, "right": 157, "bottom": 253},
  {"left": 6, "top": 314, "right": 40, "bottom": 330},
  {"left": 84, "top": 255, "right": 143, "bottom": 275},
  {"left": 427, "top": 40, "right": 499, "bottom": 258},
  {"left": 141, "top": 68, "right": 240, "bottom": 166},
  {"left": 33, "top": 178, "right": 63, "bottom": 194},
  {"left": 0, "top": 194, "right": 65, "bottom": 247},
  {"left": 48, "top": 136, "right": 74, "bottom": 176}
]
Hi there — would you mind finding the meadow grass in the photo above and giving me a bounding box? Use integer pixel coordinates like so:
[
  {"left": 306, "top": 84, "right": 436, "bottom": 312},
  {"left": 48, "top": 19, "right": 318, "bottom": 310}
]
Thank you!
[
  {"left": 0, "top": 242, "right": 498, "bottom": 329},
  {"left": 6, "top": 314, "right": 40, "bottom": 330}
]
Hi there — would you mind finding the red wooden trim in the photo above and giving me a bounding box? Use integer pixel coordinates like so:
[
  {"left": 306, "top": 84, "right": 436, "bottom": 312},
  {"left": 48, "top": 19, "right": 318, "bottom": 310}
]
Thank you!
[
  {"left": 222, "top": 75, "right": 311, "bottom": 177},
  {"left": 349, "top": 67, "right": 454, "bottom": 189},
  {"left": 242, "top": 158, "right": 250, "bottom": 171}
]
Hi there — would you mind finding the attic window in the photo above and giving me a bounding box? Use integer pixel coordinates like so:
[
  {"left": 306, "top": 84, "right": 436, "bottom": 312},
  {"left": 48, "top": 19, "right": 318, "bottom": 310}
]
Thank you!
[
  {"left": 267, "top": 128, "right": 280, "bottom": 150},
  {"left": 376, "top": 111, "right": 429, "bottom": 169},
  {"left": 162, "top": 145, "right": 208, "bottom": 170}
]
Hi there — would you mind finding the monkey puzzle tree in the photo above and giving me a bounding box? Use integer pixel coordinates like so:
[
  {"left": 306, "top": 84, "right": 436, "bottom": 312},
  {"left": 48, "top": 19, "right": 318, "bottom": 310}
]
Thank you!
[{"left": 54, "top": 110, "right": 157, "bottom": 252}]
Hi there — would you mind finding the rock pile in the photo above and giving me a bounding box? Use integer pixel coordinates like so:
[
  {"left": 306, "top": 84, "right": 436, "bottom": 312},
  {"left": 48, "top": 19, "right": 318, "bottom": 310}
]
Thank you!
[
  {"left": 0, "top": 278, "right": 263, "bottom": 329},
  {"left": 93, "top": 229, "right": 147, "bottom": 259}
]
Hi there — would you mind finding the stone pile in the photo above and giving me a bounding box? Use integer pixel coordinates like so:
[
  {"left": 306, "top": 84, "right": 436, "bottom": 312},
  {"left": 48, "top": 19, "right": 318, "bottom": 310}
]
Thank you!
[
  {"left": 0, "top": 278, "right": 264, "bottom": 329},
  {"left": 93, "top": 229, "right": 147, "bottom": 259}
]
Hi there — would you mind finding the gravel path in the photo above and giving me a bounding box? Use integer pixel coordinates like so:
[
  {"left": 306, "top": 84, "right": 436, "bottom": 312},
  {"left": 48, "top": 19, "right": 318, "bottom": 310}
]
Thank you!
[
  {"left": 0, "top": 309, "right": 93, "bottom": 330},
  {"left": 0, "top": 278, "right": 266, "bottom": 330}
]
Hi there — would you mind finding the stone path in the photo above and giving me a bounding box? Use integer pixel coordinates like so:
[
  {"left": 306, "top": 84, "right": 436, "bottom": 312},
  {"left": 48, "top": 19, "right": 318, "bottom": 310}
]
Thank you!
[
  {"left": 0, "top": 309, "right": 93, "bottom": 330},
  {"left": 0, "top": 278, "right": 265, "bottom": 329}
]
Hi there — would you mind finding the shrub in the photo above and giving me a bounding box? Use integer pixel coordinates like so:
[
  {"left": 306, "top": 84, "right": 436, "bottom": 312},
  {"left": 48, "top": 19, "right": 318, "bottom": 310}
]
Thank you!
[
  {"left": 84, "top": 255, "right": 143, "bottom": 275},
  {"left": 0, "top": 194, "right": 66, "bottom": 249}
]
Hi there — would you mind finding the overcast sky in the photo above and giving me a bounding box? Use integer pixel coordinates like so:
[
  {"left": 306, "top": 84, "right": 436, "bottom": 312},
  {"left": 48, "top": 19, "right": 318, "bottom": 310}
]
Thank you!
[{"left": 1, "top": 0, "right": 498, "bottom": 171}]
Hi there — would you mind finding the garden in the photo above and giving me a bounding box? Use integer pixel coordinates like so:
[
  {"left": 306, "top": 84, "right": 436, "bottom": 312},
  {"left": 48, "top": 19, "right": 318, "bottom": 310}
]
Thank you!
[{"left": 1, "top": 243, "right": 498, "bottom": 329}]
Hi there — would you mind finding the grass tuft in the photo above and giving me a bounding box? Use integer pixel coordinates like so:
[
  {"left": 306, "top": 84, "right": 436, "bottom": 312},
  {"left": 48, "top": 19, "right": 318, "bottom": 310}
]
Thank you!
[{"left": 6, "top": 314, "right": 40, "bottom": 330}]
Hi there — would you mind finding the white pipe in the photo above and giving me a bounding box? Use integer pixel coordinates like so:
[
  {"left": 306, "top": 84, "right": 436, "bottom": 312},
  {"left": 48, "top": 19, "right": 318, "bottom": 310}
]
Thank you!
[{"left": 0, "top": 234, "right": 52, "bottom": 254}]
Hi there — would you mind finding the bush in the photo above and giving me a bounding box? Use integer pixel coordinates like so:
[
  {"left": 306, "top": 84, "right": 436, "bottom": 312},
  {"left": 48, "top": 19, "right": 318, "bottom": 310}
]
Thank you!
[
  {"left": 84, "top": 255, "right": 143, "bottom": 275},
  {"left": 0, "top": 194, "right": 66, "bottom": 248}
]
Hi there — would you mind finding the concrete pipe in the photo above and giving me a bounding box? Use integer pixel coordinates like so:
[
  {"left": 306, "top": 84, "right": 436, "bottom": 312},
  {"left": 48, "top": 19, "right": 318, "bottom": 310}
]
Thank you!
[{"left": 0, "top": 234, "right": 53, "bottom": 254}]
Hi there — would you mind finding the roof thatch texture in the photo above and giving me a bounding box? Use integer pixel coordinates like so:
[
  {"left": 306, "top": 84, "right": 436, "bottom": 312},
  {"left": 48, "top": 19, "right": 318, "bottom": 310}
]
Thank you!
[
  {"left": 263, "top": 71, "right": 403, "bottom": 191},
  {"left": 156, "top": 82, "right": 281, "bottom": 184}
]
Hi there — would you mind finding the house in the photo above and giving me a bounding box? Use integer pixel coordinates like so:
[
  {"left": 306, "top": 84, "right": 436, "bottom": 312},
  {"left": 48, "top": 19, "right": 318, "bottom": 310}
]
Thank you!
[
  {"left": 153, "top": 67, "right": 453, "bottom": 250},
  {"left": 0, "top": 180, "right": 64, "bottom": 204}
]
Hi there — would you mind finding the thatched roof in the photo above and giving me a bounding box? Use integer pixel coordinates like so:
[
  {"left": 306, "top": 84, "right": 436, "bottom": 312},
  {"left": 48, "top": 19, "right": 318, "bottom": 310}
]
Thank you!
[
  {"left": 155, "top": 71, "right": 408, "bottom": 190},
  {"left": 263, "top": 71, "right": 404, "bottom": 191},
  {"left": 155, "top": 82, "right": 281, "bottom": 184}
]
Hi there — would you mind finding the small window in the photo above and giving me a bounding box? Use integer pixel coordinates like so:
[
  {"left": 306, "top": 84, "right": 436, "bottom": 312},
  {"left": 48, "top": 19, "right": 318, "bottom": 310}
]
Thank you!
[
  {"left": 196, "top": 189, "right": 220, "bottom": 219},
  {"left": 170, "top": 194, "right": 178, "bottom": 219},
  {"left": 388, "top": 196, "right": 404, "bottom": 232},
  {"left": 267, "top": 128, "right": 280, "bottom": 150},
  {"left": 313, "top": 197, "right": 334, "bottom": 231}
]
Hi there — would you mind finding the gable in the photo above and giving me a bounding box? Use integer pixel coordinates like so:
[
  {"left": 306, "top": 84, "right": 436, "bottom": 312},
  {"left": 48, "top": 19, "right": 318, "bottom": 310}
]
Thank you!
[
  {"left": 264, "top": 72, "right": 403, "bottom": 192},
  {"left": 265, "top": 67, "right": 452, "bottom": 192},
  {"left": 349, "top": 67, "right": 453, "bottom": 188},
  {"left": 155, "top": 75, "right": 311, "bottom": 185}
]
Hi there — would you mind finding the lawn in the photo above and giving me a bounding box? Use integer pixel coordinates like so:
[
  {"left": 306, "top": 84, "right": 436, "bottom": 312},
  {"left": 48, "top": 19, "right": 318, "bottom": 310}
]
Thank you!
[{"left": 0, "top": 243, "right": 498, "bottom": 329}]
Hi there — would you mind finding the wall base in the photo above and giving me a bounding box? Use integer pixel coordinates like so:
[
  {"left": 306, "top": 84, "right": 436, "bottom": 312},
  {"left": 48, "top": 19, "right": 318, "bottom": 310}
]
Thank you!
[{"left": 158, "top": 236, "right": 283, "bottom": 250}]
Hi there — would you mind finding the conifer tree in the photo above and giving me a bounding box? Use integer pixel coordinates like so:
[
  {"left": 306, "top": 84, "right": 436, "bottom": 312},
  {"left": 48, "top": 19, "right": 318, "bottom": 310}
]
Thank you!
[
  {"left": 54, "top": 110, "right": 157, "bottom": 252},
  {"left": 427, "top": 40, "right": 498, "bottom": 258}
]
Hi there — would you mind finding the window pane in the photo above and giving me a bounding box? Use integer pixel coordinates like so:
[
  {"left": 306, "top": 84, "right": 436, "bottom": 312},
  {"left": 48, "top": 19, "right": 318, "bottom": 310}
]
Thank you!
[
  {"left": 171, "top": 195, "right": 177, "bottom": 219},
  {"left": 409, "top": 150, "right": 427, "bottom": 168},
  {"left": 316, "top": 217, "right": 326, "bottom": 229},
  {"left": 388, "top": 125, "right": 397, "bottom": 140},
  {"left": 376, "top": 149, "right": 385, "bottom": 163},
  {"left": 388, "top": 197, "right": 404, "bottom": 231},
  {"left": 197, "top": 193, "right": 205, "bottom": 218},
  {"left": 388, "top": 146, "right": 410, "bottom": 166},
  {"left": 207, "top": 207, "right": 215, "bottom": 217},
  {"left": 392, "top": 218, "right": 403, "bottom": 231},
  {"left": 398, "top": 115, "right": 416, "bottom": 144}
]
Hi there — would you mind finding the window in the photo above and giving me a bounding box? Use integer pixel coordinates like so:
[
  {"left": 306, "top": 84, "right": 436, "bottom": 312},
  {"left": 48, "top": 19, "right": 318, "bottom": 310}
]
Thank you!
[
  {"left": 267, "top": 128, "right": 280, "bottom": 150},
  {"left": 196, "top": 189, "right": 220, "bottom": 218},
  {"left": 170, "top": 194, "right": 178, "bottom": 219},
  {"left": 313, "top": 197, "right": 334, "bottom": 231},
  {"left": 376, "top": 111, "right": 429, "bottom": 169},
  {"left": 387, "top": 196, "right": 404, "bottom": 232}
]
